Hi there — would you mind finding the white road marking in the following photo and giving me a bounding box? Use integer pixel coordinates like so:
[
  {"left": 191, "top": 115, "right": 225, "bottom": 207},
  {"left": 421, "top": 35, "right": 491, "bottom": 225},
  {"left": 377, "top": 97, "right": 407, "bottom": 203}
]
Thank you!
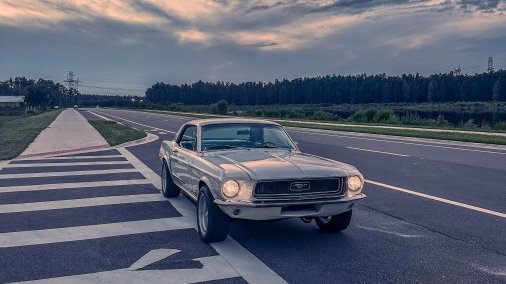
[
  {"left": 0, "top": 194, "right": 164, "bottom": 213},
  {"left": 290, "top": 129, "right": 506, "bottom": 155},
  {"left": 366, "top": 179, "right": 506, "bottom": 218},
  {"left": 87, "top": 110, "right": 123, "bottom": 125},
  {"left": 0, "top": 179, "right": 151, "bottom": 193},
  {"left": 346, "top": 147, "right": 410, "bottom": 157},
  {"left": 93, "top": 111, "right": 177, "bottom": 134},
  {"left": 0, "top": 217, "right": 193, "bottom": 248},
  {"left": 22, "top": 255, "right": 239, "bottom": 284},
  {"left": 119, "top": 147, "right": 287, "bottom": 284},
  {"left": 4, "top": 161, "right": 130, "bottom": 168},
  {"left": 16, "top": 155, "right": 123, "bottom": 161},
  {"left": 127, "top": 249, "right": 180, "bottom": 271},
  {"left": 0, "top": 168, "right": 137, "bottom": 179}
]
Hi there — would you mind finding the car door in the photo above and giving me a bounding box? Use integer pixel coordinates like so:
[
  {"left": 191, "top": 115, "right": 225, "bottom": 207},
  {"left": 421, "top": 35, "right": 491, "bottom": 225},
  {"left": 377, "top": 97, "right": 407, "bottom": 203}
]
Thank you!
[{"left": 171, "top": 125, "right": 197, "bottom": 193}]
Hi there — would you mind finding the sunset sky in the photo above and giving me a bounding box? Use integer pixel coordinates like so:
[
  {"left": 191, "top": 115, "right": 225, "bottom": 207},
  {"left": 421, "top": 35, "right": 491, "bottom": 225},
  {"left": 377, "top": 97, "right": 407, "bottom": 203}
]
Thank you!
[{"left": 1, "top": 0, "right": 505, "bottom": 95}]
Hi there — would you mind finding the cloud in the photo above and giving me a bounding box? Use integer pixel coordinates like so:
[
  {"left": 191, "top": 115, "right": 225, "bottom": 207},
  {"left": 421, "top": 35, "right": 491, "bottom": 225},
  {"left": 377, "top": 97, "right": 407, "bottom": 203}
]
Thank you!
[{"left": 0, "top": 0, "right": 505, "bottom": 87}]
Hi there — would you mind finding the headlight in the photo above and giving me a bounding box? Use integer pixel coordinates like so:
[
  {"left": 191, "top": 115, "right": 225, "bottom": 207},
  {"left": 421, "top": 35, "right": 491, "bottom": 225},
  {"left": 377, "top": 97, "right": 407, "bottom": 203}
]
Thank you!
[
  {"left": 347, "top": 175, "right": 363, "bottom": 195},
  {"left": 222, "top": 180, "right": 240, "bottom": 198}
]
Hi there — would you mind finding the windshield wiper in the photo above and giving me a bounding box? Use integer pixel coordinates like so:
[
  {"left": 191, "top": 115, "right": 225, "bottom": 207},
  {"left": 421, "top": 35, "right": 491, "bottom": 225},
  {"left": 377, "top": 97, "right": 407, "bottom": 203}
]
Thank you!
[
  {"left": 253, "top": 142, "right": 278, "bottom": 149},
  {"left": 205, "top": 145, "right": 246, "bottom": 150}
]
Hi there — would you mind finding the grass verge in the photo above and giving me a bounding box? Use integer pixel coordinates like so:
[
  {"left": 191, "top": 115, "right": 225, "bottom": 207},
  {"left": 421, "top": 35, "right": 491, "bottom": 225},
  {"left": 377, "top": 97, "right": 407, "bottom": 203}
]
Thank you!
[
  {"left": 89, "top": 120, "right": 146, "bottom": 146},
  {"left": 130, "top": 108, "right": 506, "bottom": 145},
  {"left": 281, "top": 121, "right": 506, "bottom": 145},
  {"left": 0, "top": 111, "right": 62, "bottom": 160}
]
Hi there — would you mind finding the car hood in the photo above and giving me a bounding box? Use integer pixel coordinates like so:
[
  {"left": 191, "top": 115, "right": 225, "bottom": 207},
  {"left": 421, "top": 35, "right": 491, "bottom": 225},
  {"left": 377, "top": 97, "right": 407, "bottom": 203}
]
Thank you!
[{"left": 202, "top": 150, "right": 358, "bottom": 180}]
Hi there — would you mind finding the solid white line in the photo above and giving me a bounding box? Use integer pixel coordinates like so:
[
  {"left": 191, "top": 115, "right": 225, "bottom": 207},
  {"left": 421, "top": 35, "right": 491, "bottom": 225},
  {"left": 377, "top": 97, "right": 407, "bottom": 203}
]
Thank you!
[
  {"left": 94, "top": 111, "right": 177, "bottom": 134},
  {"left": 0, "top": 217, "right": 193, "bottom": 248},
  {"left": 16, "top": 155, "right": 123, "bottom": 161},
  {"left": 0, "top": 168, "right": 137, "bottom": 179},
  {"left": 4, "top": 161, "right": 130, "bottom": 168},
  {"left": 119, "top": 147, "right": 287, "bottom": 284},
  {"left": 346, "top": 147, "right": 410, "bottom": 157},
  {"left": 366, "top": 179, "right": 506, "bottom": 218},
  {"left": 87, "top": 110, "right": 124, "bottom": 125},
  {"left": 0, "top": 179, "right": 151, "bottom": 193},
  {"left": 289, "top": 129, "right": 506, "bottom": 155},
  {"left": 0, "top": 194, "right": 164, "bottom": 213}
]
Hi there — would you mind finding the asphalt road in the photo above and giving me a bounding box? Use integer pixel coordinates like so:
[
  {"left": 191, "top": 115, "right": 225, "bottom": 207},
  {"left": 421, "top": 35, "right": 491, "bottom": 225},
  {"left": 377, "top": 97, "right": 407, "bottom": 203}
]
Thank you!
[
  {"left": 2, "top": 108, "right": 504, "bottom": 283},
  {"left": 78, "top": 108, "right": 506, "bottom": 283}
]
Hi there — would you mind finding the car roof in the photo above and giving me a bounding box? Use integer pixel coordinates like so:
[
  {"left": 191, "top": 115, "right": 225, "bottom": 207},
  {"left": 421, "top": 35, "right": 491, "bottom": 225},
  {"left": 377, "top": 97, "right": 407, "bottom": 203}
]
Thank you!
[{"left": 187, "top": 118, "right": 281, "bottom": 127}]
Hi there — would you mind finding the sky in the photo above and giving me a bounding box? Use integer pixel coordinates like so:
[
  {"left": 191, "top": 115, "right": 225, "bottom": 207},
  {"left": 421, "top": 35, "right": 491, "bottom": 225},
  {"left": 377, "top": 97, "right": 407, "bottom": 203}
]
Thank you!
[{"left": 1, "top": 0, "right": 505, "bottom": 96}]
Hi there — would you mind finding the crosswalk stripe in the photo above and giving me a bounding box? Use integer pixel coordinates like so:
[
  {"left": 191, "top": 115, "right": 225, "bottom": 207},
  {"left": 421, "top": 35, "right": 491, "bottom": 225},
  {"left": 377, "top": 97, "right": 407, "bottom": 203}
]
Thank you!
[
  {"left": 119, "top": 147, "right": 288, "bottom": 284},
  {"left": 0, "top": 194, "right": 165, "bottom": 213},
  {"left": 15, "top": 155, "right": 123, "bottom": 161},
  {"left": 0, "top": 217, "right": 193, "bottom": 248},
  {"left": 0, "top": 179, "right": 151, "bottom": 193},
  {"left": 4, "top": 161, "right": 130, "bottom": 168},
  {"left": 0, "top": 168, "right": 138, "bottom": 179}
]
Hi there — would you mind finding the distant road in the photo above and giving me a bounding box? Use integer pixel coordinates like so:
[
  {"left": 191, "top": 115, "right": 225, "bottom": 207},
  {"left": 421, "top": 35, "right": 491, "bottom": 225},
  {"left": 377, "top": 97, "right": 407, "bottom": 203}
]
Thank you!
[{"left": 87, "top": 108, "right": 506, "bottom": 284}]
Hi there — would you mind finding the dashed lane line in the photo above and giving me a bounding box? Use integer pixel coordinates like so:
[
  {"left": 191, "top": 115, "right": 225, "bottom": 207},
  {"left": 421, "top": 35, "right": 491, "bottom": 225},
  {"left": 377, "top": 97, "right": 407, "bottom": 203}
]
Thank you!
[
  {"left": 118, "top": 147, "right": 288, "bottom": 284},
  {"left": 0, "top": 168, "right": 138, "bottom": 179},
  {"left": 0, "top": 179, "right": 151, "bottom": 193},
  {"left": 289, "top": 129, "right": 506, "bottom": 155},
  {"left": 346, "top": 147, "right": 410, "bottom": 157},
  {"left": 0, "top": 217, "right": 193, "bottom": 248},
  {"left": 3, "top": 161, "right": 130, "bottom": 168},
  {"left": 0, "top": 194, "right": 165, "bottom": 213},
  {"left": 366, "top": 180, "right": 506, "bottom": 218}
]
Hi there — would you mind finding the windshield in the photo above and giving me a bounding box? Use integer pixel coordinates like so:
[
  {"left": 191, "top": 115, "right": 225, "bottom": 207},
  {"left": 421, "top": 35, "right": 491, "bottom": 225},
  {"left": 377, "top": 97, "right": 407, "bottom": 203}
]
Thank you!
[{"left": 201, "top": 123, "right": 295, "bottom": 151}]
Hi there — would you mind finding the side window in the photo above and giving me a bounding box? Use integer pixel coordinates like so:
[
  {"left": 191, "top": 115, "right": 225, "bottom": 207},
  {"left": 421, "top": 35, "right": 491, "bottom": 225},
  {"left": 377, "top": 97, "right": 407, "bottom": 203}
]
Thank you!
[{"left": 177, "top": 125, "right": 197, "bottom": 151}]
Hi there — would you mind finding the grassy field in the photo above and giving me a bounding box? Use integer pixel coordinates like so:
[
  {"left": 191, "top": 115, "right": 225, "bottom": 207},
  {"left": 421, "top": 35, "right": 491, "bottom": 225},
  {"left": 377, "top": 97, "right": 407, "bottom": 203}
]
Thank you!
[
  {"left": 89, "top": 120, "right": 146, "bottom": 146},
  {"left": 133, "top": 108, "right": 506, "bottom": 145},
  {"left": 136, "top": 101, "right": 506, "bottom": 131},
  {"left": 0, "top": 111, "right": 62, "bottom": 160}
]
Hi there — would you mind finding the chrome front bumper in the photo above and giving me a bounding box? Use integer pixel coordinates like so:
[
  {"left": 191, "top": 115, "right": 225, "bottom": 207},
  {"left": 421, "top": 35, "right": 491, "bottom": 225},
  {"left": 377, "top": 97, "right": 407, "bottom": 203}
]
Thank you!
[{"left": 215, "top": 194, "right": 366, "bottom": 220}]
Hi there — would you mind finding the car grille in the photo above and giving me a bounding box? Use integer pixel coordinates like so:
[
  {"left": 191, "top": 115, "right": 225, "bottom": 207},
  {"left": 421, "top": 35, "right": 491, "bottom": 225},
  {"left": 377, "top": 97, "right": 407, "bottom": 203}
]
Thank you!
[{"left": 253, "top": 177, "right": 347, "bottom": 203}]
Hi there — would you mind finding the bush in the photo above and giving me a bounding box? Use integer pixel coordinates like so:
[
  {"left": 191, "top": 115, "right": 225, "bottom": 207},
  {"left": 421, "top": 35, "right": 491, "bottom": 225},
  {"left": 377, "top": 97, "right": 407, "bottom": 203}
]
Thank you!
[
  {"left": 493, "top": 121, "right": 506, "bottom": 131},
  {"left": 212, "top": 100, "right": 228, "bottom": 115},
  {"left": 311, "top": 110, "right": 337, "bottom": 121},
  {"left": 463, "top": 119, "right": 478, "bottom": 129}
]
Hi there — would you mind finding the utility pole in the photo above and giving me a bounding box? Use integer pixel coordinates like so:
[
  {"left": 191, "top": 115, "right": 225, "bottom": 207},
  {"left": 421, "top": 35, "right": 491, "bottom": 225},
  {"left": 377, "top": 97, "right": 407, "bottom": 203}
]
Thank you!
[
  {"left": 452, "top": 65, "right": 462, "bottom": 76},
  {"left": 64, "top": 71, "right": 81, "bottom": 91},
  {"left": 487, "top": 57, "right": 494, "bottom": 73}
]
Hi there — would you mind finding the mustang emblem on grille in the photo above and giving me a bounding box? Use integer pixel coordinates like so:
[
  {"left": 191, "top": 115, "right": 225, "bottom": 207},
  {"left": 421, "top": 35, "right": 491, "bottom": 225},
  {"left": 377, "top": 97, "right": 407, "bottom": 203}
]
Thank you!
[{"left": 290, "top": 181, "right": 310, "bottom": 191}]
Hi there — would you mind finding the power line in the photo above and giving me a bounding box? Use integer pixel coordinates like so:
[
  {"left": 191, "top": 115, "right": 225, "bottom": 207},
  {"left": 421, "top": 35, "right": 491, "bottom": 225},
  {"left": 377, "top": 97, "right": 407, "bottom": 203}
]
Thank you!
[{"left": 79, "top": 84, "right": 146, "bottom": 92}]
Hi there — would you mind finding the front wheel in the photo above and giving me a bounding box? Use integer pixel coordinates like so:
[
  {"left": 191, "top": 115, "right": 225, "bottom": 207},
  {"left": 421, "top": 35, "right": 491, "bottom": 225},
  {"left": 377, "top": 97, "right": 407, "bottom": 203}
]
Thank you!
[
  {"left": 197, "top": 186, "right": 229, "bottom": 243},
  {"left": 161, "top": 161, "right": 180, "bottom": 198},
  {"left": 315, "top": 210, "right": 352, "bottom": 232}
]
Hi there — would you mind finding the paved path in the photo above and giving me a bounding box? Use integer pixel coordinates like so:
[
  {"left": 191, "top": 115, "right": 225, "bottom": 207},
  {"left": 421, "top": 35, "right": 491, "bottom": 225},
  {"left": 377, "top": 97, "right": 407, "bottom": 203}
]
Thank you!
[{"left": 19, "top": 109, "right": 109, "bottom": 158}]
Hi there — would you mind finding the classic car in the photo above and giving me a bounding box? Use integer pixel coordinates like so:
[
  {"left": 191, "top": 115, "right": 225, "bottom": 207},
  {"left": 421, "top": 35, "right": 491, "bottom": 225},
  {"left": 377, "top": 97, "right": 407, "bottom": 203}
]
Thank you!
[{"left": 159, "top": 118, "right": 366, "bottom": 242}]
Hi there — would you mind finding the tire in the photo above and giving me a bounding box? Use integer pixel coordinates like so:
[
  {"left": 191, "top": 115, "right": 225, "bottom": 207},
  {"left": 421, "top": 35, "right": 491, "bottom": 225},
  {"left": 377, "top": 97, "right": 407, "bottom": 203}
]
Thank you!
[
  {"left": 161, "top": 161, "right": 180, "bottom": 198},
  {"left": 315, "top": 210, "right": 352, "bottom": 233},
  {"left": 197, "top": 186, "right": 229, "bottom": 243}
]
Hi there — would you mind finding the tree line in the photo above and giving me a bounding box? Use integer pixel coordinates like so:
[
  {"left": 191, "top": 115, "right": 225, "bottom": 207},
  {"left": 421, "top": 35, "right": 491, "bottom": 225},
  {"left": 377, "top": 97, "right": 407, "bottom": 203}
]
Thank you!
[
  {"left": 146, "top": 71, "right": 506, "bottom": 105},
  {"left": 0, "top": 77, "right": 77, "bottom": 107},
  {"left": 0, "top": 77, "right": 136, "bottom": 108}
]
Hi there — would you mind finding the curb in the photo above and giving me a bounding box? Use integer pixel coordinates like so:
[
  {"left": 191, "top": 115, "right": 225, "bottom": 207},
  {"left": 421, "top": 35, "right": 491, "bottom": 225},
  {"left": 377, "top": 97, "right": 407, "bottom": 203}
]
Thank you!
[{"left": 114, "top": 132, "right": 159, "bottom": 149}]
